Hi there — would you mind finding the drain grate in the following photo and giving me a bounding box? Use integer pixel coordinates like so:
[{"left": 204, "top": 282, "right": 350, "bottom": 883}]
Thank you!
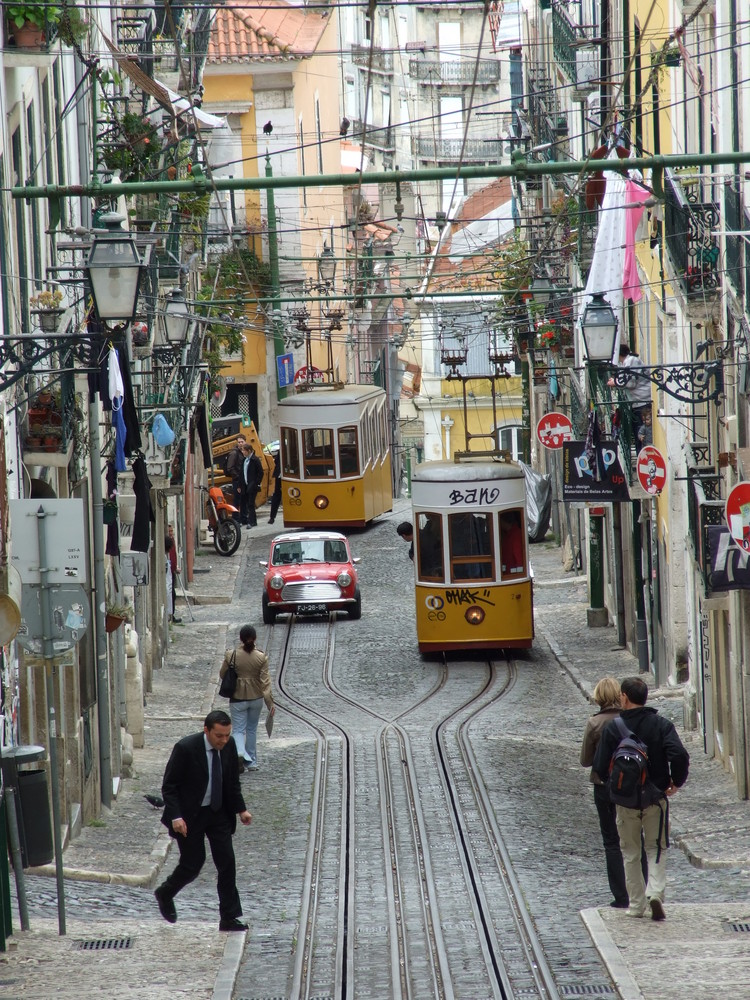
[
  {"left": 559, "top": 988, "right": 616, "bottom": 996},
  {"left": 74, "top": 937, "right": 133, "bottom": 951},
  {"left": 725, "top": 922, "right": 750, "bottom": 933}
]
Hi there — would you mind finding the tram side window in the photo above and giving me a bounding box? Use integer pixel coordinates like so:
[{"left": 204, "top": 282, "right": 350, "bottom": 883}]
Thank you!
[
  {"left": 449, "top": 512, "right": 494, "bottom": 582},
  {"left": 361, "top": 410, "right": 372, "bottom": 469},
  {"left": 338, "top": 426, "right": 359, "bottom": 477},
  {"left": 369, "top": 410, "right": 377, "bottom": 462},
  {"left": 281, "top": 427, "right": 299, "bottom": 477},
  {"left": 303, "top": 428, "right": 335, "bottom": 478},
  {"left": 499, "top": 509, "right": 525, "bottom": 580},
  {"left": 379, "top": 402, "right": 388, "bottom": 458},
  {"left": 417, "top": 512, "right": 444, "bottom": 582}
]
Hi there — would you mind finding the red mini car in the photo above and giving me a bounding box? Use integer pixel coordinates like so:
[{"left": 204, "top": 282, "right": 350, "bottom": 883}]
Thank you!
[{"left": 260, "top": 531, "right": 361, "bottom": 624}]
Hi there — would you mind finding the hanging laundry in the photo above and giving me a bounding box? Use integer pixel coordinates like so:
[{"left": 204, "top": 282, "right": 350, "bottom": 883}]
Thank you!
[
  {"left": 108, "top": 347, "right": 128, "bottom": 472},
  {"left": 623, "top": 179, "right": 652, "bottom": 303}
]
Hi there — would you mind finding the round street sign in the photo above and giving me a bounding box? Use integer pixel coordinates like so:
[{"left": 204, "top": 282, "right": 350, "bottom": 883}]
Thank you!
[
  {"left": 293, "top": 365, "right": 324, "bottom": 386},
  {"left": 536, "top": 411, "right": 573, "bottom": 450},
  {"left": 637, "top": 445, "right": 667, "bottom": 495},
  {"left": 725, "top": 480, "right": 750, "bottom": 551}
]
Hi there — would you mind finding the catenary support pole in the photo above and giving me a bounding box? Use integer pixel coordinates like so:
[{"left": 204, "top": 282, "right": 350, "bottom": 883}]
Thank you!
[
  {"left": 88, "top": 397, "right": 113, "bottom": 809},
  {"left": 35, "top": 507, "right": 66, "bottom": 935}
]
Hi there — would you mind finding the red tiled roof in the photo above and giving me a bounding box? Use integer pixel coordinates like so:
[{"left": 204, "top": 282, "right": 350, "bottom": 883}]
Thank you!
[{"left": 208, "top": 0, "right": 330, "bottom": 64}]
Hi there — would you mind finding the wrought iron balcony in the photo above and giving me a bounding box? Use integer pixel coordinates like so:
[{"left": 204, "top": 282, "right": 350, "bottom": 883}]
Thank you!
[
  {"left": 351, "top": 43, "right": 393, "bottom": 74},
  {"left": 408, "top": 58, "right": 500, "bottom": 85},
  {"left": 552, "top": 5, "right": 577, "bottom": 85},
  {"left": 413, "top": 136, "right": 501, "bottom": 162},
  {"left": 349, "top": 119, "right": 395, "bottom": 152},
  {"left": 724, "top": 179, "right": 744, "bottom": 299},
  {"left": 664, "top": 169, "right": 721, "bottom": 300}
]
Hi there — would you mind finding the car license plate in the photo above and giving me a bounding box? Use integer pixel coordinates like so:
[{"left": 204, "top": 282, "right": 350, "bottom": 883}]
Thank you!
[{"left": 297, "top": 603, "right": 327, "bottom": 614}]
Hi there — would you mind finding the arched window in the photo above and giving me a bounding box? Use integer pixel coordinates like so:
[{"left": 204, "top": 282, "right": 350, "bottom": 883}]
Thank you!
[{"left": 496, "top": 424, "right": 523, "bottom": 461}]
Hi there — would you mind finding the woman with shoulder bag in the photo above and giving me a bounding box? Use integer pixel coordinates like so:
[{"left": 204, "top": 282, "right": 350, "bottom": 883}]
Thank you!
[{"left": 219, "top": 625, "right": 275, "bottom": 772}]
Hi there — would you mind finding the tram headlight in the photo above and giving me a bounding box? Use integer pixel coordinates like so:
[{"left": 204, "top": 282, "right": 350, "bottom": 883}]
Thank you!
[
  {"left": 314, "top": 495, "right": 329, "bottom": 510},
  {"left": 337, "top": 571, "right": 352, "bottom": 587},
  {"left": 269, "top": 575, "right": 284, "bottom": 591},
  {"left": 465, "top": 605, "right": 485, "bottom": 626}
]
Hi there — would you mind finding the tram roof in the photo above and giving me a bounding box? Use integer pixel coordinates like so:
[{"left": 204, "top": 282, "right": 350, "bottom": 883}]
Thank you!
[
  {"left": 413, "top": 459, "right": 524, "bottom": 482},
  {"left": 278, "top": 384, "right": 385, "bottom": 407}
]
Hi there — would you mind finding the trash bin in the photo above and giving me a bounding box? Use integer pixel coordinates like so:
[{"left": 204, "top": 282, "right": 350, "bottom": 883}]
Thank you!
[{"left": 1, "top": 746, "right": 53, "bottom": 868}]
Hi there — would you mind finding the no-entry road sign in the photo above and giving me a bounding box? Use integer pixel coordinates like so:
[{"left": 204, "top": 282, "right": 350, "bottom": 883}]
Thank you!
[
  {"left": 637, "top": 445, "right": 667, "bottom": 495},
  {"left": 726, "top": 480, "right": 750, "bottom": 551},
  {"left": 536, "top": 411, "right": 573, "bottom": 450}
]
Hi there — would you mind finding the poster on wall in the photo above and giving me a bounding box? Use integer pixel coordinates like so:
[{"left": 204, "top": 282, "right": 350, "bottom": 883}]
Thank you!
[
  {"left": 562, "top": 441, "right": 630, "bottom": 503},
  {"left": 706, "top": 524, "right": 750, "bottom": 592}
]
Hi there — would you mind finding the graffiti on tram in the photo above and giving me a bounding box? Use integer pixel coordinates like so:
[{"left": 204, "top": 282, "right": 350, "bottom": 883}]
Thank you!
[
  {"left": 424, "top": 588, "right": 495, "bottom": 619},
  {"left": 448, "top": 487, "right": 501, "bottom": 506}
]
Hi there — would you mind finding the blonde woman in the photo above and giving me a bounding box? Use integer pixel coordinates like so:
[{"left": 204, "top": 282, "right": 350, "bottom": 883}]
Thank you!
[
  {"left": 219, "top": 625, "right": 274, "bottom": 772},
  {"left": 580, "top": 677, "right": 629, "bottom": 908}
]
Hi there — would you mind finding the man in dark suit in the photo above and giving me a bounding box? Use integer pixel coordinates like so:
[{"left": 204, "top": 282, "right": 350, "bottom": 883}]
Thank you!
[{"left": 154, "top": 710, "right": 252, "bottom": 931}]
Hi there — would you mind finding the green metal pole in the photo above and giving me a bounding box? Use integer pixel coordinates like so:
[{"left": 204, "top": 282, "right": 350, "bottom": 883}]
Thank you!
[
  {"left": 13, "top": 150, "right": 750, "bottom": 200},
  {"left": 265, "top": 154, "right": 287, "bottom": 402},
  {"left": 521, "top": 356, "right": 531, "bottom": 464}
]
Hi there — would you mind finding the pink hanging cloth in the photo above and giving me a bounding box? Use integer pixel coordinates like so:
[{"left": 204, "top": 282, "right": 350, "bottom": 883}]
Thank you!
[{"left": 623, "top": 180, "right": 652, "bottom": 302}]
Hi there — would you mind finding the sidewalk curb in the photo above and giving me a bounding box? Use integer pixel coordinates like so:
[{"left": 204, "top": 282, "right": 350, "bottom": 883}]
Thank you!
[{"left": 580, "top": 908, "right": 645, "bottom": 1000}]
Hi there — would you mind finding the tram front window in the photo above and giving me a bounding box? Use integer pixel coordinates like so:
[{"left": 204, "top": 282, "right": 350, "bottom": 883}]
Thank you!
[
  {"left": 303, "top": 428, "right": 335, "bottom": 478},
  {"left": 417, "top": 512, "right": 444, "bottom": 581},
  {"left": 499, "top": 509, "right": 525, "bottom": 579},
  {"left": 281, "top": 427, "right": 299, "bottom": 477},
  {"left": 338, "top": 426, "right": 359, "bottom": 477},
  {"left": 449, "top": 512, "right": 494, "bottom": 582}
]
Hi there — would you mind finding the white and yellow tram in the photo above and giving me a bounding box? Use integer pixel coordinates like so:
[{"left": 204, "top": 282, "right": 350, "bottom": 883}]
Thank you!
[
  {"left": 278, "top": 383, "right": 393, "bottom": 529},
  {"left": 411, "top": 459, "right": 534, "bottom": 653}
]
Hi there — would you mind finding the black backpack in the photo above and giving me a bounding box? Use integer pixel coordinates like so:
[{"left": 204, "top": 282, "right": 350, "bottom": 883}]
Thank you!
[{"left": 608, "top": 717, "right": 653, "bottom": 808}]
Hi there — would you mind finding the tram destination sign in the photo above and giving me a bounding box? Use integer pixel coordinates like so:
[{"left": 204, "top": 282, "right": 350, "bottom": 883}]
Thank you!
[{"left": 562, "top": 441, "right": 630, "bottom": 503}]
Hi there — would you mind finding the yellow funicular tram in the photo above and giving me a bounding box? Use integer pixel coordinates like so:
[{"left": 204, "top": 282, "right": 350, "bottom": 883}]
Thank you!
[
  {"left": 410, "top": 329, "right": 534, "bottom": 654},
  {"left": 278, "top": 381, "right": 392, "bottom": 529}
]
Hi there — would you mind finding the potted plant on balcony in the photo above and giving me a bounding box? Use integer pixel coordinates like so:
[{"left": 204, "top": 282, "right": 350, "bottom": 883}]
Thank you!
[
  {"left": 30, "top": 287, "right": 64, "bottom": 331},
  {"left": 6, "top": 2, "right": 61, "bottom": 47},
  {"left": 536, "top": 319, "right": 559, "bottom": 352}
]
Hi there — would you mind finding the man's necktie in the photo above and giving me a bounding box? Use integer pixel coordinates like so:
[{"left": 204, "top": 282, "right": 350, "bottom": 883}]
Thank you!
[{"left": 210, "top": 749, "right": 222, "bottom": 811}]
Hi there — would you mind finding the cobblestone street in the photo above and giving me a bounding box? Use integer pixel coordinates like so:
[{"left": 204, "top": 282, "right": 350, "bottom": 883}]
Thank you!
[{"left": 4, "top": 502, "right": 750, "bottom": 999}]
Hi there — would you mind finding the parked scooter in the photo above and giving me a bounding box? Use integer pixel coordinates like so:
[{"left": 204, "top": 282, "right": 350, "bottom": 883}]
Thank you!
[{"left": 201, "top": 485, "right": 241, "bottom": 556}]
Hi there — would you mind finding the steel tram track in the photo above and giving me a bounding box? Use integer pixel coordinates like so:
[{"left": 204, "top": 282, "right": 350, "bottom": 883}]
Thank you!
[{"left": 271, "top": 615, "right": 561, "bottom": 999}]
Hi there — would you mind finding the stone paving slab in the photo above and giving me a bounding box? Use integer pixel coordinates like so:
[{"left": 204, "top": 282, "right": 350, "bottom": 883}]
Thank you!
[{"left": 5, "top": 526, "right": 750, "bottom": 999}]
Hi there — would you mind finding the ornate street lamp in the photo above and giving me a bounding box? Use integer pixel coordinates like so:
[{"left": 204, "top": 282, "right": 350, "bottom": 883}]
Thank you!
[
  {"left": 530, "top": 273, "right": 554, "bottom": 308},
  {"left": 86, "top": 212, "right": 145, "bottom": 325},
  {"left": 581, "top": 292, "right": 618, "bottom": 362},
  {"left": 162, "top": 288, "right": 191, "bottom": 345},
  {"left": 317, "top": 242, "right": 336, "bottom": 288}
]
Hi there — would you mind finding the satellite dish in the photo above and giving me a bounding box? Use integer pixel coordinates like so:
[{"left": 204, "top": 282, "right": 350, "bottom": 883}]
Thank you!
[{"left": 213, "top": 376, "right": 227, "bottom": 406}]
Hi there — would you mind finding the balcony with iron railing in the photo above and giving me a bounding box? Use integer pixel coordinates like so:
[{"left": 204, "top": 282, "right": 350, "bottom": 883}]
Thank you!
[
  {"left": 408, "top": 58, "right": 500, "bottom": 85},
  {"left": 349, "top": 119, "right": 395, "bottom": 152},
  {"left": 724, "top": 179, "right": 744, "bottom": 300},
  {"left": 664, "top": 169, "right": 721, "bottom": 301},
  {"left": 351, "top": 43, "right": 393, "bottom": 74},
  {"left": 552, "top": 4, "right": 577, "bottom": 85},
  {"left": 686, "top": 441, "right": 723, "bottom": 591},
  {"left": 413, "top": 136, "right": 501, "bottom": 162}
]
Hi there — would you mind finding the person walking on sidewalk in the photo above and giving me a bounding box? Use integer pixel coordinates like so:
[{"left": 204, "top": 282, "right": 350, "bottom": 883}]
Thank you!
[
  {"left": 242, "top": 444, "right": 263, "bottom": 528},
  {"left": 225, "top": 434, "right": 246, "bottom": 524},
  {"left": 580, "top": 676, "right": 631, "bottom": 909},
  {"left": 167, "top": 525, "right": 181, "bottom": 624},
  {"left": 219, "top": 625, "right": 275, "bottom": 772},
  {"left": 154, "top": 710, "right": 252, "bottom": 932},
  {"left": 593, "top": 676, "right": 689, "bottom": 921},
  {"left": 268, "top": 447, "right": 282, "bottom": 524}
]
